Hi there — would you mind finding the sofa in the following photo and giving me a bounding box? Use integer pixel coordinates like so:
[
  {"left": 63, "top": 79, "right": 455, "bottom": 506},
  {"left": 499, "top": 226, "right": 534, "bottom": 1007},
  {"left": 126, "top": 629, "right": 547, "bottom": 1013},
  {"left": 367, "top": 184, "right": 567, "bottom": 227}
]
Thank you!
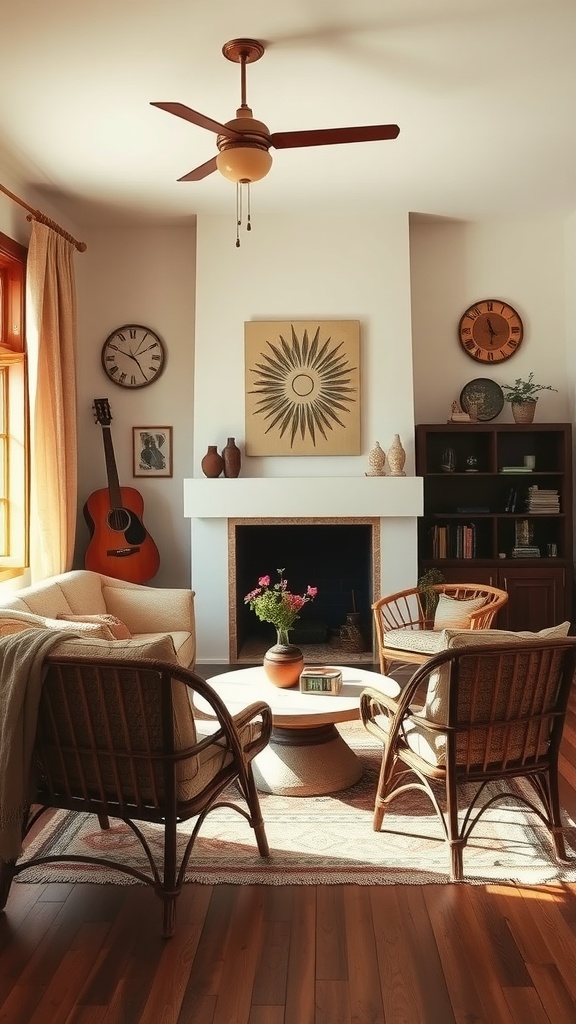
[{"left": 0, "top": 569, "right": 196, "bottom": 668}]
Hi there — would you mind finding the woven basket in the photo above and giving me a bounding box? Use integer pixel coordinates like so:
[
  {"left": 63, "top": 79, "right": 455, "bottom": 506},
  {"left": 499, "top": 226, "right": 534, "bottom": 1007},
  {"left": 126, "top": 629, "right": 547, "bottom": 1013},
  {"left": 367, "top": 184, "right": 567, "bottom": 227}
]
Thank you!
[{"left": 511, "top": 400, "right": 537, "bottom": 424}]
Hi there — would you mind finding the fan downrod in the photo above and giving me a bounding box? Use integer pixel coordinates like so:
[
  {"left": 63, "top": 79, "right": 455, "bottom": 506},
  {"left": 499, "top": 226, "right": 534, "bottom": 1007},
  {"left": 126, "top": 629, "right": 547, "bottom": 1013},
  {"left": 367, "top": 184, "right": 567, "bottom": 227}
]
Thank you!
[{"left": 222, "top": 39, "right": 265, "bottom": 64}]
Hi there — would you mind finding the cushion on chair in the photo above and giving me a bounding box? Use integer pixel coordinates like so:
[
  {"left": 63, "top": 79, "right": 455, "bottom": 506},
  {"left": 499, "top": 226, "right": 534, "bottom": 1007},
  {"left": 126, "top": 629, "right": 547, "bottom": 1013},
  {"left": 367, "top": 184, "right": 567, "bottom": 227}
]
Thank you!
[
  {"left": 424, "top": 620, "right": 572, "bottom": 728},
  {"left": 433, "top": 593, "right": 487, "bottom": 630},
  {"left": 383, "top": 628, "right": 451, "bottom": 655}
]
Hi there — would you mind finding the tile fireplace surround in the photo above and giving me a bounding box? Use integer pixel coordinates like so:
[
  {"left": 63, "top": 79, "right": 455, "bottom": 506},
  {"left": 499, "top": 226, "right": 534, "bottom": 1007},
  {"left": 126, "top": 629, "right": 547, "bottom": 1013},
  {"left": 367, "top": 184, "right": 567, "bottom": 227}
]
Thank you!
[{"left": 184, "top": 476, "right": 423, "bottom": 664}]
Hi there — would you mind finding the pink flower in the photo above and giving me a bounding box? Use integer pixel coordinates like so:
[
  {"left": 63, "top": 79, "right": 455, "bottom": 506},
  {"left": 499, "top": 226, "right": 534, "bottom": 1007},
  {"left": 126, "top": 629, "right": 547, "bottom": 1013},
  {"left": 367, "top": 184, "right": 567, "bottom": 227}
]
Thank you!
[
  {"left": 258, "top": 575, "right": 270, "bottom": 587},
  {"left": 307, "top": 586, "right": 318, "bottom": 598}
]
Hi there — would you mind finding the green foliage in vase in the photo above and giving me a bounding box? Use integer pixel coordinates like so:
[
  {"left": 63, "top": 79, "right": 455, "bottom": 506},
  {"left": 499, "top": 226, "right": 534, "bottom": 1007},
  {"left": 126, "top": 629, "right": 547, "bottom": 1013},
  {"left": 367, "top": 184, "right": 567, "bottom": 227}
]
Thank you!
[
  {"left": 417, "top": 568, "right": 445, "bottom": 620},
  {"left": 501, "top": 372, "right": 558, "bottom": 404},
  {"left": 244, "top": 569, "right": 317, "bottom": 636}
]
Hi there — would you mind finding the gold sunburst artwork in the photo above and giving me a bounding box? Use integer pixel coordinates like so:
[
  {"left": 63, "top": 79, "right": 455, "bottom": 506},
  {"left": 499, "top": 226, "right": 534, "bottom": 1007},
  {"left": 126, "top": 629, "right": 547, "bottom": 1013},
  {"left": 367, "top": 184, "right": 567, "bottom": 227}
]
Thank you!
[{"left": 245, "top": 320, "right": 361, "bottom": 456}]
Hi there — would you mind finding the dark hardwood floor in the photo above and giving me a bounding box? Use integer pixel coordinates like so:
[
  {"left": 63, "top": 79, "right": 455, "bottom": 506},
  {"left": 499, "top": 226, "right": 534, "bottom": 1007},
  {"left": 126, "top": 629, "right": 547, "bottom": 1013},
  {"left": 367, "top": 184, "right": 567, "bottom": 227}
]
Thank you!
[{"left": 2, "top": 664, "right": 576, "bottom": 1023}]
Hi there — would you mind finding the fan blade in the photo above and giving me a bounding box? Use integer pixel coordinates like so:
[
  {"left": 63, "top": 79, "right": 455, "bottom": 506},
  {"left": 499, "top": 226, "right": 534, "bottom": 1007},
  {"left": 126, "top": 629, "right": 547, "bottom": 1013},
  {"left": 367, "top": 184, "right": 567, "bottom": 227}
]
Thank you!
[
  {"left": 269, "top": 124, "right": 400, "bottom": 149},
  {"left": 177, "top": 157, "right": 218, "bottom": 182},
  {"left": 151, "top": 102, "right": 242, "bottom": 140}
]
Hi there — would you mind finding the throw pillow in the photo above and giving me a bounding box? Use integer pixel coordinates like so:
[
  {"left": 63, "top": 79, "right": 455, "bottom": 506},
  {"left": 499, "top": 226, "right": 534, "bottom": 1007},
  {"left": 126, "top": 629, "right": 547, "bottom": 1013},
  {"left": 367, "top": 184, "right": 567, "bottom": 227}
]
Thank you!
[
  {"left": 57, "top": 613, "right": 132, "bottom": 640},
  {"left": 433, "top": 593, "right": 487, "bottom": 630}
]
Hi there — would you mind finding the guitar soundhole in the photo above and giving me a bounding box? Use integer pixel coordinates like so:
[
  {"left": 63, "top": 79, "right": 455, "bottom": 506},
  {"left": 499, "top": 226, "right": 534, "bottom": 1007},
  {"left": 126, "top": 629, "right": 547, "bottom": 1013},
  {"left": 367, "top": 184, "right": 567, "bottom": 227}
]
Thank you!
[{"left": 108, "top": 508, "right": 131, "bottom": 532}]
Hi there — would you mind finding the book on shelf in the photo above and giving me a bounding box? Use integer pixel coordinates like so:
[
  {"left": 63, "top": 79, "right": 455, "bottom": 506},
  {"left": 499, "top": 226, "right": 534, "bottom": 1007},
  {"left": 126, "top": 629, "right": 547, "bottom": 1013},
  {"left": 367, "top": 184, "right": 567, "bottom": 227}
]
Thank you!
[
  {"left": 500, "top": 466, "right": 534, "bottom": 473},
  {"left": 511, "top": 546, "right": 541, "bottom": 558},
  {"left": 456, "top": 506, "right": 490, "bottom": 514},
  {"left": 430, "top": 522, "right": 476, "bottom": 559}
]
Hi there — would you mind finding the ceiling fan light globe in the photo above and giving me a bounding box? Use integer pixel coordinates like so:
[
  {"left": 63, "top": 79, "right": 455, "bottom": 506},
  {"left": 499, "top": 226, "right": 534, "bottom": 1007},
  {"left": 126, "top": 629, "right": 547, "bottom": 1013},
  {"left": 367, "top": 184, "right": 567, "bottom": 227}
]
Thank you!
[{"left": 216, "top": 147, "right": 272, "bottom": 183}]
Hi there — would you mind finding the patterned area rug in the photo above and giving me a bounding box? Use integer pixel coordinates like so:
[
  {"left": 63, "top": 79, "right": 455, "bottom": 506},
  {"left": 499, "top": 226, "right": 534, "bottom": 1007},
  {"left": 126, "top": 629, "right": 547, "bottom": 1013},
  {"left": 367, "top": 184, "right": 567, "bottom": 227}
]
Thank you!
[{"left": 19, "top": 723, "right": 576, "bottom": 886}]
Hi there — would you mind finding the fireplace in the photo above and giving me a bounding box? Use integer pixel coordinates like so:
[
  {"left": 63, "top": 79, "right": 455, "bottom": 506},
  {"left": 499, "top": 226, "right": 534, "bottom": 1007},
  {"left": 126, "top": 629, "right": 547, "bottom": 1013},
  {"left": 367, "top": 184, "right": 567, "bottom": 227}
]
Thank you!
[
  {"left": 183, "top": 475, "right": 423, "bottom": 664},
  {"left": 228, "top": 517, "right": 380, "bottom": 664}
]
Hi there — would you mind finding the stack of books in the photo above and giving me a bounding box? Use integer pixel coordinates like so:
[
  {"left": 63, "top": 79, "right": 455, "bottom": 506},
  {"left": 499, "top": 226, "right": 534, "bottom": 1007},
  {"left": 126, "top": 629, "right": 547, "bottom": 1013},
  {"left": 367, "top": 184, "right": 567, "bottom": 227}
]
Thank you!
[
  {"left": 512, "top": 546, "right": 541, "bottom": 558},
  {"left": 526, "top": 486, "right": 560, "bottom": 513},
  {"left": 500, "top": 465, "right": 533, "bottom": 473}
]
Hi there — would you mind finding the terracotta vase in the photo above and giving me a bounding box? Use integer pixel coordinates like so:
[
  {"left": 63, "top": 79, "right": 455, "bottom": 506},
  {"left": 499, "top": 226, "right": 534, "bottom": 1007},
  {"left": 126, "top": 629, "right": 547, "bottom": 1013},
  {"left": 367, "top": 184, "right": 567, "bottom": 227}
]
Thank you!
[
  {"left": 222, "top": 437, "right": 242, "bottom": 478},
  {"left": 201, "top": 445, "right": 224, "bottom": 478},
  {"left": 387, "top": 433, "right": 406, "bottom": 476},
  {"left": 511, "top": 400, "right": 537, "bottom": 424},
  {"left": 263, "top": 631, "right": 304, "bottom": 688}
]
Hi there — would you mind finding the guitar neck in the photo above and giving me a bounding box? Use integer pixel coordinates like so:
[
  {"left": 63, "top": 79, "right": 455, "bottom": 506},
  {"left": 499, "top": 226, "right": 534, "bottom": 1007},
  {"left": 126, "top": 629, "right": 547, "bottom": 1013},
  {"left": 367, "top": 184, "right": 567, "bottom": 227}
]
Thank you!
[{"left": 101, "top": 426, "right": 122, "bottom": 510}]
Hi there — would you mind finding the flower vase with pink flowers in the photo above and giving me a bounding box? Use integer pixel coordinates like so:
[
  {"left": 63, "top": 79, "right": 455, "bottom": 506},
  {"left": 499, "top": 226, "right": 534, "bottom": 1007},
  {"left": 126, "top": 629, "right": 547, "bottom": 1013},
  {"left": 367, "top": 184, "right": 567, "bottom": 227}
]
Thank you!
[{"left": 244, "top": 569, "right": 318, "bottom": 687}]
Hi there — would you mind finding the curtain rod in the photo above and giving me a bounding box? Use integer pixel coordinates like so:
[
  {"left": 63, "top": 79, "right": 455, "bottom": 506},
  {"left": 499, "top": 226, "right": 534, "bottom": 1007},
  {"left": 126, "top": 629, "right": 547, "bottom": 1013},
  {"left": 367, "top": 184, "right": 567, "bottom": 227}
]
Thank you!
[{"left": 0, "top": 182, "right": 87, "bottom": 252}]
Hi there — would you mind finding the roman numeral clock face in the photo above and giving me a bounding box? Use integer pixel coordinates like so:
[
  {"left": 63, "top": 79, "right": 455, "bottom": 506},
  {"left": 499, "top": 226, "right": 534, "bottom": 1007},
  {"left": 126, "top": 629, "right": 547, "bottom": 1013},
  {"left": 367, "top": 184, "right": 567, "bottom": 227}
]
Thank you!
[
  {"left": 458, "top": 300, "right": 524, "bottom": 363},
  {"left": 101, "top": 324, "right": 166, "bottom": 388}
]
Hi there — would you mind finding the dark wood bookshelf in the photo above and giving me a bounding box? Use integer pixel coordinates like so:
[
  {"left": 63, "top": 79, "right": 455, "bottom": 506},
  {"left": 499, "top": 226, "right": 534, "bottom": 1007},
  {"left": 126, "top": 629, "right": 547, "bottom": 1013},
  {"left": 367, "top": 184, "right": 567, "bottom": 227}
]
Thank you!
[{"left": 416, "top": 422, "right": 573, "bottom": 631}]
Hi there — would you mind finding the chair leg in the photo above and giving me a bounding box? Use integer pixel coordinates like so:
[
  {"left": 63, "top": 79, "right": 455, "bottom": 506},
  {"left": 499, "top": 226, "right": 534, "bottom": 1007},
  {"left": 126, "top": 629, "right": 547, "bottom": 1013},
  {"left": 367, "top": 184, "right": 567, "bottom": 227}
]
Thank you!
[
  {"left": 243, "top": 764, "right": 270, "bottom": 857},
  {"left": 445, "top": 773, "right": 465, "bottom": 881},
  {"left": 0, "top": 859, "right": 15, "bottom": 910},
  {"left": 97, "top": 813, "right": 110, "bottom": 830},
  {"left": 372, "top": 749, "right": 393, "bottom": 832},
  {"left": 547, "top": 766, "right": 567, "bottom": 861},
  {"left": 161, "top": 895, "right": 177, "bottom": 939}
]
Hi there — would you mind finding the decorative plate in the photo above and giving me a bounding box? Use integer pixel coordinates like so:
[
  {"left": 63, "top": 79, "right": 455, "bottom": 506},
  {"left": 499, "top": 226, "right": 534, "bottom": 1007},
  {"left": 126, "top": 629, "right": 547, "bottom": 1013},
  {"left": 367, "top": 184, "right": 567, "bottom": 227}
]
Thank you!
[{"left": 460, "top": 378, "right": 504, "bottom": 422}]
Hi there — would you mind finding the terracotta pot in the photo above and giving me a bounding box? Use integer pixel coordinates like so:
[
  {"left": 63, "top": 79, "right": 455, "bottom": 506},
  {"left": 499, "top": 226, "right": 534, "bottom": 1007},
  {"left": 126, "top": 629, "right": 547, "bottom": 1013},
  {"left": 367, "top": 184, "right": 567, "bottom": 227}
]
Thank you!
[
  {"left": 511, "top": 400, "right": 537, "bottom": 424},
  {"left": 201, "top": 445, "right": 224, "bottom": 478},
  {"left": 222, "top": 437, "right": 241, "bottom": 478},
  {"left": 263, "top": 643, "right": 305, "bottom": 689}
]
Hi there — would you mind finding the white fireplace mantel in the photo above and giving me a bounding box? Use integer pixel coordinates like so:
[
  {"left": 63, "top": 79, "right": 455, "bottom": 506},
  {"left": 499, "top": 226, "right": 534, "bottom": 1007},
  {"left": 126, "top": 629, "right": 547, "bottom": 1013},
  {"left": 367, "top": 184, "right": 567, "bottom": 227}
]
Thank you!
[{"left": 183, "top": 476, "right": 423, "bottom": 519}]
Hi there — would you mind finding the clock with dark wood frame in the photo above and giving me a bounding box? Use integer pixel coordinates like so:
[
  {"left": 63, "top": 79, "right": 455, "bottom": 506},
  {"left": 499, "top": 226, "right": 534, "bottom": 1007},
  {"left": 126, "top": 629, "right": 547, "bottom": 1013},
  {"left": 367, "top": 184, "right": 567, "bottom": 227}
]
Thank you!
[
  {"left": 101, "top": 324, "right": 166, "bottom": 389},
  {"left": 458, "top": 299, "right": 523, "bottom": 364}
]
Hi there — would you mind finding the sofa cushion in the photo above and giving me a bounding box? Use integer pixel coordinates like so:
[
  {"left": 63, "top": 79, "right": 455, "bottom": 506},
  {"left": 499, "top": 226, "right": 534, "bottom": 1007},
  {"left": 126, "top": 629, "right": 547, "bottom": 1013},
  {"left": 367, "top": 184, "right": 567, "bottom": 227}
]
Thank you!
[
  {"left": 433, "top": 593, "right": 487, "bottom": 630},
  {"left": 384, "top": 628, "right": 451, "bottom": 655},
  {"left": 0, "top": 609, "right": 117, "bottom": 640},
  {"left": 57, "top": 612, "right": 132, "bottom": 640}
]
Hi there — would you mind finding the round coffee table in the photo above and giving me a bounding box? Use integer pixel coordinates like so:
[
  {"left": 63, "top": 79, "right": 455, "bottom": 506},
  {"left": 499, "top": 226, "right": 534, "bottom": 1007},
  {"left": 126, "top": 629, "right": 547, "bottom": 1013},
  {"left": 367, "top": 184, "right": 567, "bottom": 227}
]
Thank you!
[{"left": 204, "top": 665, "right": 395, "bottom": 797}]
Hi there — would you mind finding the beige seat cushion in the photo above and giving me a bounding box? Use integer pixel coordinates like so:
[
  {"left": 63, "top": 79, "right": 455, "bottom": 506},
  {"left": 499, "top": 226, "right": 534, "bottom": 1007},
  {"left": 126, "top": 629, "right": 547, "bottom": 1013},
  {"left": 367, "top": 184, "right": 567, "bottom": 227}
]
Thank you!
[{"left": 383, "top": 628, "right": 452, "bottom": 655}]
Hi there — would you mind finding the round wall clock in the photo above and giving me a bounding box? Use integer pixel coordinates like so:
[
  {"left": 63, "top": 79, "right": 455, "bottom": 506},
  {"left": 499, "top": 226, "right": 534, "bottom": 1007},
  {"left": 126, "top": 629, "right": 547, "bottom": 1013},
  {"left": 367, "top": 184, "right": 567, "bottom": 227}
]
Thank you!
[
  {"left": 101, "top": 324, "right": 166, "bottom": 388},
  {"left": 458, "top": 299, "right": 523, "bottom": 364}
]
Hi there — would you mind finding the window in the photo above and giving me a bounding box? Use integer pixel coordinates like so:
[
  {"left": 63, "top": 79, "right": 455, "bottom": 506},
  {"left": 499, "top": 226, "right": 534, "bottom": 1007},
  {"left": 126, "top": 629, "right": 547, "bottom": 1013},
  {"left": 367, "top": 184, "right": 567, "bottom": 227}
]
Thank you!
[{"left": 0, "top": 230, "right": 28, "bottom": 578}]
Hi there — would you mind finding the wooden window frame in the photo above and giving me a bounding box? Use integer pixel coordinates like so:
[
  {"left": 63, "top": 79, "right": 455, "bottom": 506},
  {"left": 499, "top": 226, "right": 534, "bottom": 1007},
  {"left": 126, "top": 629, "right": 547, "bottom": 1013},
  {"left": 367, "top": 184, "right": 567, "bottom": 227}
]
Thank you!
[{"left": 0, "top": 230, "right": 28, "bottom": 580}]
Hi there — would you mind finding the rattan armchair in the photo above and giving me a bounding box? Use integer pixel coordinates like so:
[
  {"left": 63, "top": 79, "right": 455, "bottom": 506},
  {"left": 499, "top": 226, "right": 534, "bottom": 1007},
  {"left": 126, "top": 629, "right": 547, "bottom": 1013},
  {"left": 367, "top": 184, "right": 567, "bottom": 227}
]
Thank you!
[
  {"left": 0, "top": 652, "right": 272, "bottom": 937},
  {"left": 373, "top": 582, "right": 509, "bottom": 674},
  {"left": 360, "top": 636, "right": 576, "bottom": 880}
]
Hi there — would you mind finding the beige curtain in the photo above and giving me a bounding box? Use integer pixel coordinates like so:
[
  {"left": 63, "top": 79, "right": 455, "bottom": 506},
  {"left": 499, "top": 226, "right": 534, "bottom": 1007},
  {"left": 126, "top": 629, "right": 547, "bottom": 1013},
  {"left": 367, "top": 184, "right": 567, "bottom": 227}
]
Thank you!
[{"left": 26, "top": 220, "right": 78, "bottom": 581}]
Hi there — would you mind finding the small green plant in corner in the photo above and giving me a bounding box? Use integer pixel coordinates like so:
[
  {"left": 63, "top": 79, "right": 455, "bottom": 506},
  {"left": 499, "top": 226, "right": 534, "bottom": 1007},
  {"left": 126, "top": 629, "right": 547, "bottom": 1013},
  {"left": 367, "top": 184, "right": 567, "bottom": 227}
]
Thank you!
[
  {"left": 501, "top": 372, "right": 558, "bottom": 404},
  {"left": 417, "top": 567, "right": 445, "bottom": 620}
]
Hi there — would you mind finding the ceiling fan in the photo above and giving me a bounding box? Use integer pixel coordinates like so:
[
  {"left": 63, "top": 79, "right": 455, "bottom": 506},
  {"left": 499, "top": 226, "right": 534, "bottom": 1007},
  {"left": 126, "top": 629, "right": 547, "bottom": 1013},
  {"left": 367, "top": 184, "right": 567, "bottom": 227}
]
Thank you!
[{"left": 151, "top": 38, "right": 400, "bottom": 243}]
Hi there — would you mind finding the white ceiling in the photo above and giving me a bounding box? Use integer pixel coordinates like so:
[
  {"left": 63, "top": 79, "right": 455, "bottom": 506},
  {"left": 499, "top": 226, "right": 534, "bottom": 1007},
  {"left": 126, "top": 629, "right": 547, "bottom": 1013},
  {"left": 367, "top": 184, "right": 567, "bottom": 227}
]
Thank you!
[{"left": 1, "top": 0, "right": 575, "bottom": 227}]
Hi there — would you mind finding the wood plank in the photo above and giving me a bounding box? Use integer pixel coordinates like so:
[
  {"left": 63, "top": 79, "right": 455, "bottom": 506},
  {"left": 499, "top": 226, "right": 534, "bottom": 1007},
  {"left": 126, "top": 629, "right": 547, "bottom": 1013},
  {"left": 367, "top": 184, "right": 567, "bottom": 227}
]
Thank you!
[
  {"left": 397, "top": 886, "right": 457, "bottom": 1024},
  {"left": 316, "top": 886, "right": 348, "bottom": 981},
  {"left": 284, "top": 886, "right": 316, "bottom": 1024},
  {"left": 315, "top": 978, "right": 351, "bottom": 1024},
  {"left": 211, "top": 886, "right": 266, "bottom": 1024},
  {"left": 343, "top": 886, "right": 385, "bottom": 1024},
  {"left": 178, "top": 885, "right": 237, "bottom": 1015},
  {"left": 251, "top": 919, "right": 290, "bottom": 1005},
  {"left": 525, "top": 963, "right": 576, "bottom": 1023}
]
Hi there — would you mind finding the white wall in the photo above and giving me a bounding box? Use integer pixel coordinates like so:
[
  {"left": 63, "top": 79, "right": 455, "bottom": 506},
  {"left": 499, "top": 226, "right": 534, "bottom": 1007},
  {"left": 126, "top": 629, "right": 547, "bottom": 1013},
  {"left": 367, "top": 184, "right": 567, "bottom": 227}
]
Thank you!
[
  {"left": 410, "top": 215, "right": 570, "bottom": 425},
  {"left": 191, "top": 211, "right": 419, "bottom": 661},
  {"left": 74, "top": 223, "right": 196, "bottom": 587}
]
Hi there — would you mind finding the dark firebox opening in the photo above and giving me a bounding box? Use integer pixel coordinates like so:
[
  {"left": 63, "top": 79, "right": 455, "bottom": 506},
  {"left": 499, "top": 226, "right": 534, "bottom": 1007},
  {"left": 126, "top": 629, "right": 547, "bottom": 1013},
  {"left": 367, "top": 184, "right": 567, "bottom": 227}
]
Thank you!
[{"left": 235, "top": 523, "right": 373, "bottom": 654}]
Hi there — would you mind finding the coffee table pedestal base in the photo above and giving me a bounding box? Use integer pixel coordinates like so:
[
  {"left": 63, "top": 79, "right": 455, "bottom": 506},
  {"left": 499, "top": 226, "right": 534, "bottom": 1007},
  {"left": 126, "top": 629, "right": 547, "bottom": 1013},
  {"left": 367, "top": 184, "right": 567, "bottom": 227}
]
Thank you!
[{"left": 253, "top": 723, "right": 363, "bottom": 797}]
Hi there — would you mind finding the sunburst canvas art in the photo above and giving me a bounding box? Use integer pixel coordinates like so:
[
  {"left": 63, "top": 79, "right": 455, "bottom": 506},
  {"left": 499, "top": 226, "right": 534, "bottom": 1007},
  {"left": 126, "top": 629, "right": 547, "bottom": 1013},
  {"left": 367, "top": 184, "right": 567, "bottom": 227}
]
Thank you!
[{"left": 245, "top": 320, "right": 361, "bottom": 456}]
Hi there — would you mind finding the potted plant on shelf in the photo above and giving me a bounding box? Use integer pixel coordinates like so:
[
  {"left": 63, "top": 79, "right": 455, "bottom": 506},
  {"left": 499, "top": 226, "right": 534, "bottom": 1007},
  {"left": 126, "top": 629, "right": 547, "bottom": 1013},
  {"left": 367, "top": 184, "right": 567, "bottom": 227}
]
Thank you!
[{"left": 501, "top": 372, "right": 558, "bottom": 424}]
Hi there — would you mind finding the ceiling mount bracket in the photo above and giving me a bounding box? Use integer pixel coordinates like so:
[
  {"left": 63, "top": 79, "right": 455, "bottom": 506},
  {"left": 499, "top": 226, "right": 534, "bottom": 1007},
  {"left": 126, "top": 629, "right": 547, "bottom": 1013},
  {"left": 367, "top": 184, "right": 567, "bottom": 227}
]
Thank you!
[{"left": 222, "top": 39, "right": 265, "bottom": 65}]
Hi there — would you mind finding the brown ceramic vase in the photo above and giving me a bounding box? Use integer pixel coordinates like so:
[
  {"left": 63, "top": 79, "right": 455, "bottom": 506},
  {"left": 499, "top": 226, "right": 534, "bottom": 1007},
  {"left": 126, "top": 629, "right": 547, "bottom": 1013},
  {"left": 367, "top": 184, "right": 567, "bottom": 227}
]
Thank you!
[
  {"left": 201, "top": 445, "right": 224, "bottom": 478},
  {"left": 263, "top": 643, "right": 305, "bottom": 689},
  {"left": 222, "top": 437, "right": 241, "bottom": 478}
]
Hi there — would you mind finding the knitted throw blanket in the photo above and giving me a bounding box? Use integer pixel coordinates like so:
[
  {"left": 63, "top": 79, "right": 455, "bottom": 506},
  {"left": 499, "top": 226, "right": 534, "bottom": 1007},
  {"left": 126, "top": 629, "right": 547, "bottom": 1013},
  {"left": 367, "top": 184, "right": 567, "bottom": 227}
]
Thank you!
[{"left": 0, "top": 627, "right": 80, "bottom": 862}]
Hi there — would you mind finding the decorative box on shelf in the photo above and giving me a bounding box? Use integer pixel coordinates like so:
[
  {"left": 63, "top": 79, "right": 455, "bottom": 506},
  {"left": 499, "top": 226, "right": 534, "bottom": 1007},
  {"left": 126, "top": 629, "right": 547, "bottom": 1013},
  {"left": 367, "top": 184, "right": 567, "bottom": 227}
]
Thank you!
[{"left": 299, "top": 666, "right": 343, "bottom": 695}]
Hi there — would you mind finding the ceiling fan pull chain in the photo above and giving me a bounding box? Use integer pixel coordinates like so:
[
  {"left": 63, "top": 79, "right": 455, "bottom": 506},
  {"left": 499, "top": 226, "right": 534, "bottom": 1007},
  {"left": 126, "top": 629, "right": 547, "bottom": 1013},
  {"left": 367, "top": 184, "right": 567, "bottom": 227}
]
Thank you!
[
  {"left": 246, "top": 183, "right": 252, "bottom": 232},
  {"left": 236, "top": 182, "right": 242, "bottom": 247}
]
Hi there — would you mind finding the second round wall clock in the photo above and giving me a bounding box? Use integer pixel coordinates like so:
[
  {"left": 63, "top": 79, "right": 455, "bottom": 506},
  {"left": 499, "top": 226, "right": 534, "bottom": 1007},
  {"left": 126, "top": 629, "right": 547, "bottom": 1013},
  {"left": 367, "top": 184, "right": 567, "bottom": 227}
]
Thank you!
[{"left": 458, "top": 299, "right": 523, "bottom": 364}]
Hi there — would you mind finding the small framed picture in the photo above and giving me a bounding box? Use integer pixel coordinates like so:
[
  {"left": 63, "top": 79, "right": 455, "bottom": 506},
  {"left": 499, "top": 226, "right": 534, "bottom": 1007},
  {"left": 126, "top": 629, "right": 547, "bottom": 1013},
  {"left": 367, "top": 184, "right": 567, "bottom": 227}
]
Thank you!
[{"left": 133, "top": 427, "right": 173, "bottom": 477}]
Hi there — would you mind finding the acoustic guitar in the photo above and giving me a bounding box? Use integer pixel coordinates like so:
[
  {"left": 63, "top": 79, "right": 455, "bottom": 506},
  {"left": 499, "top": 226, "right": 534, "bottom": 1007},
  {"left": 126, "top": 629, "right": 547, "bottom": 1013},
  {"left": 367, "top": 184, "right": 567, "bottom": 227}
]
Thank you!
[{"left": 83, "top": 398, "right": 160, "bottom": 583}]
